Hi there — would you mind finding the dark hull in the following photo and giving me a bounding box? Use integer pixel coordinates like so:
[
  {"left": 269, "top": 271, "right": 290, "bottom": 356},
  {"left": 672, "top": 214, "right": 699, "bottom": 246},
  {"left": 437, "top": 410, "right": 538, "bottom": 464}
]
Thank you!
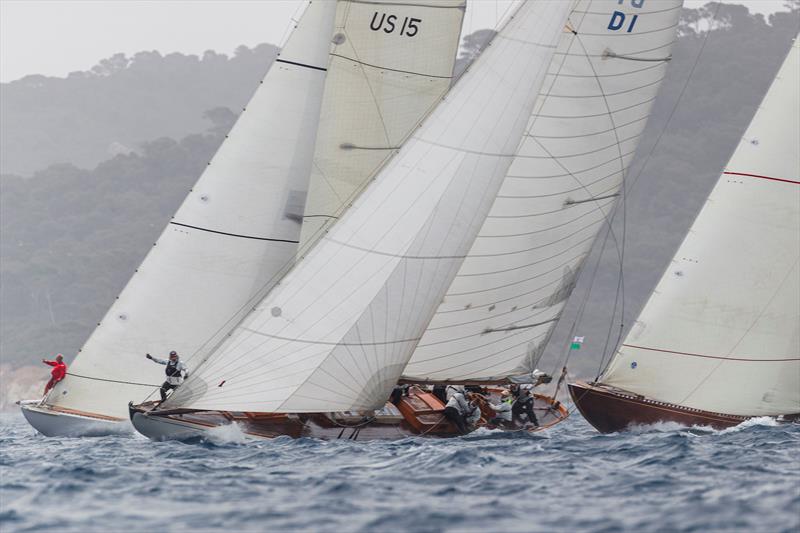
[
  {"left": 568, "top": 381, "right": 752, "bottom": 433},
  {"left": 130, "top": 388, "right": 569, "bottom": 442}
]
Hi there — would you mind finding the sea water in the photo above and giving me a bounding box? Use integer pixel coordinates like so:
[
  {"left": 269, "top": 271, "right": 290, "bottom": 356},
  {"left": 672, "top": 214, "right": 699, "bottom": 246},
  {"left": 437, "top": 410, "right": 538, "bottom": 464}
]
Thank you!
[{"left": 1, "top": 413, "right": 798, "bottom": 532}]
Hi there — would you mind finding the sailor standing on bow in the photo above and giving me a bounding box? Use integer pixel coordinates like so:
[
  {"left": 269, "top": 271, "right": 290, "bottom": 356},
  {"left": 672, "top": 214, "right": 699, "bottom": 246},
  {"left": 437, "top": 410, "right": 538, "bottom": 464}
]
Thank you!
[{"left": 146, "top": 350, "right": 188, "bottom": 402}]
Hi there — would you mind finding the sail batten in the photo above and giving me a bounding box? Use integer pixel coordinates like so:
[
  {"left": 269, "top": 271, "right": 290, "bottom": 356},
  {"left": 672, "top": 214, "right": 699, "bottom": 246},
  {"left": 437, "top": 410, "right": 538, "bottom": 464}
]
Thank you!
[
  {"left": 601, "top": 36, "right": 800, "bottom": 416},
  {"left": 403, "top": 0, "right": 685, "bottom": 383}
]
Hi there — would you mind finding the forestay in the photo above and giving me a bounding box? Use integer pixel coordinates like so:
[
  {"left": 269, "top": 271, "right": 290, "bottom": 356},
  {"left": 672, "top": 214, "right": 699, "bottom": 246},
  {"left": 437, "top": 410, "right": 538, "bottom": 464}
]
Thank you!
[
  {"left": 299, "top": 0, "right": 465, "bottom": 253},
  {"left": 402, "top": 0, "right": 684, "bottom": 382},
  {"left": 48, "top": 1, "right": 337, "bottom": 419},
  {"left": 167, "top": 0, "right": 572, "bottom": 414},
  {"left": 602, "top": 36, "right": 800, "bottom": 416}
]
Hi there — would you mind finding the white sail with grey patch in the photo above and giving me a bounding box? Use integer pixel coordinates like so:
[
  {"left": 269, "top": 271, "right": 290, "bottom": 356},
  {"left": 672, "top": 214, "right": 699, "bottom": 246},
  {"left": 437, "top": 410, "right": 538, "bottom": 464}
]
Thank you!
[
  {"left": 299, "top": 0, "right": 465, "bottom": 253},
  {"left": 166, "top": 0, "right": 573, "bottom": 413},
  {"left": 403, "top": 0, "right": 684, "bottom": 382}
]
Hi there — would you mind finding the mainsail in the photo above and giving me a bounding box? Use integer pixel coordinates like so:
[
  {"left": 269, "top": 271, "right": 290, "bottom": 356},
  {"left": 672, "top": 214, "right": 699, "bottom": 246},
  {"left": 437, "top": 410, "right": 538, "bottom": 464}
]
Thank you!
[
  {"left": 46, "top": 1, "right": 339, "bottom": 419},
  {"left": 402, "top": 0, "right": 684, "bottom": 382},
  {"left": 299, "top": 0, "right": 465, "bottom": 252},
  {"left": 166, "top": 0, "right": 573, "bottom": 414},
  {"left": 600, "top": 35, "right": 800, "bottom": 417}
]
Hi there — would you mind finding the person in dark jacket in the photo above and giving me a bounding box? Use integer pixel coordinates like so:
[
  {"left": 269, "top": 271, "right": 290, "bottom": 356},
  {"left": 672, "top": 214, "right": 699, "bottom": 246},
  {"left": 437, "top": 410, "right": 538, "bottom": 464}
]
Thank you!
[{"left": 512, "top": 388, "right": 539, "bottom": 427}]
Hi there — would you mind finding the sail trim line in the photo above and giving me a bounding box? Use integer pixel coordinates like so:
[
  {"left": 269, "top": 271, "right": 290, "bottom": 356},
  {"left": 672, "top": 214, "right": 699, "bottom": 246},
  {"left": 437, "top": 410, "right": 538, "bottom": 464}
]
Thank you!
[
  {"left": 330, "top": 53, "right": 452, "bottom": 79},
  {"left": 169, "top": 222, "right": 300, "bottom": 244},
  {"left": 722, "top": 171, "right": 800, "bottom": 185},
  {"left": 275, "top": 58, "right": 327, "bottom": 72},
  {"left": 63, "top": 373, "right": 161, "bottom": 387},
  {"left": 621, "top": 344, "right": 800, "bottom": 362}
]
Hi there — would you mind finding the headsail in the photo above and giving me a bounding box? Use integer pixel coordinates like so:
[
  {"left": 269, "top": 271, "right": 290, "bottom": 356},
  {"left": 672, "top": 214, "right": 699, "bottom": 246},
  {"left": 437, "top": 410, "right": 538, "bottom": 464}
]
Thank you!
[
  {"left": 299, "top": 0, "right": 465, "bottom": 252},
  {"left": 167, "top": 0, "right": 573, "bottom": 414},
  {"left": 47, "top": 1, "right": 338, "bottom": 419},
  {"left": 601, "top": 36, "right": 800, "bottom": 416},
  {"left": 402, "top": 0, "right": 684, "bottom": 382}
]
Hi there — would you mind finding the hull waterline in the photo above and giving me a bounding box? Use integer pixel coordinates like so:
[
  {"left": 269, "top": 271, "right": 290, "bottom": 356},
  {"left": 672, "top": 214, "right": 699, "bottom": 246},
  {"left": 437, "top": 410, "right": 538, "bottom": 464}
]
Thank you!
[
  {"left": 19, "top": 401, "right": 131, "bottom": 437},
  {"left": 567, "top": 381, "right": 799, "bottom": 433}
]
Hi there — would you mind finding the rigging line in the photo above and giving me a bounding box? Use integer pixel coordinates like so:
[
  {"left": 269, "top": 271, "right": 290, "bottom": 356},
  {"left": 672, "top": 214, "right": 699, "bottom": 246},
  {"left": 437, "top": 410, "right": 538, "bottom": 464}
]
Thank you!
[
  {"left": 329, "top": 53, "right": 452, "bottom": 79},
  {"left": 64, "top": 373, "right": 160, "bottom": 388},
  {"left": 169, "top": 222, "right": 299, "bottom": 244}
]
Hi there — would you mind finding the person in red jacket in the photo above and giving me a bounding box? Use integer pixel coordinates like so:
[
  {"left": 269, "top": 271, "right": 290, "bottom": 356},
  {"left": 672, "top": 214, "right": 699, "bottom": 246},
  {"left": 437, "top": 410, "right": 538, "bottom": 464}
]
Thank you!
[{"left": 42, "top": 354, "right": 67, "bottom": 395}]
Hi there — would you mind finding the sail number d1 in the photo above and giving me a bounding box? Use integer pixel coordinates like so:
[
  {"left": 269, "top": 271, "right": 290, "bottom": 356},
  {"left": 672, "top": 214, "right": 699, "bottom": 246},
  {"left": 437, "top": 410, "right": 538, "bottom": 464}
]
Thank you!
[
  {"left": 370, "top": 12, "right": 421, "bottom": 37},
  {"left": 608, "top": 0, "right": 645, "bottom": 33}
]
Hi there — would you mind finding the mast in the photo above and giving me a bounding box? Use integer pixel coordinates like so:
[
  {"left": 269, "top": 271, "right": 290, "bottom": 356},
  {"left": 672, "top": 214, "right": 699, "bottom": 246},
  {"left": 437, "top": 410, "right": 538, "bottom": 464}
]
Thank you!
[
  {"left": 299, "top": 0, "right": 466, "bottom": 253},
  {"left": 402, "top": 0, "right": 685, "bottom": 383},
  {"left": 47, "top": 1, "right": 338, "bottom": 419},
  {"left": 165, "top": 0, "right": 573, "bottom": 414},
  {"left": 600, "top": 35, "right": 800, "bottom": 417}
]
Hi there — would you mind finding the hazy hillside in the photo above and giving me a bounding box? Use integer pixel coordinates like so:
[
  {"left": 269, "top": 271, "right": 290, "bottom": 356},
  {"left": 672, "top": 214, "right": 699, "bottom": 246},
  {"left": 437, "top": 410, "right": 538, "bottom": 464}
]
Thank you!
[
  {"left": 0, "top": 4, "right": 798, "bottom": 394},
  {"left": 0, "top": 44, "right": 278, "bottom": 176}
]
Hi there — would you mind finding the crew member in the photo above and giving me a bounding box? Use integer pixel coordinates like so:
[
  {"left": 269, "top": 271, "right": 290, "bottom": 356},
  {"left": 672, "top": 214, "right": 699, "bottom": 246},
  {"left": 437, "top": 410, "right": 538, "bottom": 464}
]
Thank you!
[
  {"left": 146, "top": 350, "right": 188, "bottom": 402},
  {"left": 487, "top": 390, "right": 513, "bottom": 426},
  {"left": 42, "top": 354, "right": 67, "bottom": 395},
  {"left": 512, "top": 388, "right": 539, "bottom": 427},
  {"left": 443, "top": 388, "right": 470, "bottom": 433}
]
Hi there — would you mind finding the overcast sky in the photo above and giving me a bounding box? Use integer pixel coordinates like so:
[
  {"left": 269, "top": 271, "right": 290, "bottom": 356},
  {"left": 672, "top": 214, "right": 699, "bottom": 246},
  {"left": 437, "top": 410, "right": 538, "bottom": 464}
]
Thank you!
[{"left": 0, "top": 0, "right": 790, "bottom": 83}]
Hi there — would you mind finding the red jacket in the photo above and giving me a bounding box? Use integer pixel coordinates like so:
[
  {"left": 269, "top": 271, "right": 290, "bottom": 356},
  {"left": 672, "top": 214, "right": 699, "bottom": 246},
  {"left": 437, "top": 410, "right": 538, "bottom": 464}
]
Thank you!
[{"left": 44, "top": 360, "right": 67, "bottom": 381}]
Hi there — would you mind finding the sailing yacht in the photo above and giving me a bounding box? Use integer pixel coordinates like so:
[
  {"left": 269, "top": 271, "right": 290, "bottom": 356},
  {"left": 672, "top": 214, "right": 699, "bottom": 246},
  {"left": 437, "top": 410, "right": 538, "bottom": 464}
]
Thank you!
[
  {"left": 20, "top": 0, "right": 465, "bottom": 436},
  {"left": 569, "top": 35, "right": 800, "bottom": 433},
  {"left": 129, "top": 0, "right": 684, "bottom": 442}
]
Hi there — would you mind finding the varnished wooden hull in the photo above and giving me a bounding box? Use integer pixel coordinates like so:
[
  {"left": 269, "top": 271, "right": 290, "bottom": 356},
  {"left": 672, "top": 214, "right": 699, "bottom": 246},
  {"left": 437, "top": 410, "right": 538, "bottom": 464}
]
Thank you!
[
  {"left": 130, "top": 388, "right": 569, "bottom": 442},
  {"left": 567, "top": 381, "right": 800, "bottom": 433}
]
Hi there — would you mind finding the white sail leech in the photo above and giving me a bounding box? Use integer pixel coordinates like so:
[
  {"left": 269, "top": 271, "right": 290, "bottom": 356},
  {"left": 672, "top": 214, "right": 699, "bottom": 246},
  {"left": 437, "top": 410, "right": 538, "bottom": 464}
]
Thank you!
[
  {"left": 46, "top": 1, "right": 338, "bottom": 419},
  {"left": 299, "top": 0, "right": 465, "bottom": 253},
  {"left": 402, "top": 0, "right": 685, "bottom": 383},
  {"left": 601, "top": 35, "right": 800, "bottom": 417},
  {"left": 167, "top": 0, "right": 573, "bottom": 414}
]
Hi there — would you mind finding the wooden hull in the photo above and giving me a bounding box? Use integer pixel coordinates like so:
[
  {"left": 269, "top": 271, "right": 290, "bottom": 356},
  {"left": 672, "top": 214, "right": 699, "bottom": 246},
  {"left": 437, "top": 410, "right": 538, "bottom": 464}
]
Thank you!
[
  {"left": 130, "top": 387, "right": 569, "bottom": 442},
  {"left": 567, "top": 381, "right": 796, "bottom": 433}
]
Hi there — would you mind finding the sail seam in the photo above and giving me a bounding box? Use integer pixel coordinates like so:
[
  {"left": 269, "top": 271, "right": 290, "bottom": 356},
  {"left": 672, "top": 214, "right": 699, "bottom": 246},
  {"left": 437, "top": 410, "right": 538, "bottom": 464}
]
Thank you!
[
  {"left": 621, "top": 344, "right": 800, "bottom": 362},
  {"left": 723, "top": 171, "right": 800, "bottom": 185},
  {"left": 239, "top": 326, "right": 420, "bottom": 346},
  {"left": 169, "top": 222, "right": 300, "bottom": 244}
]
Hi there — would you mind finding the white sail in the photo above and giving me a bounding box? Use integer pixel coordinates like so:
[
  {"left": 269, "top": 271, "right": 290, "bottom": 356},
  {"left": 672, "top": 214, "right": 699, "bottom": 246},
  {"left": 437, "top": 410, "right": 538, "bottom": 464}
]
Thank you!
[
  {"left": 168, "top": 0, "right": 573, "bottom": 414},
  {"left": 601, "top": 36, "right": 800, "bottom": 416},
  {"left": 402, "top": 0, "right": 684, "bottom": 382},
  {"left": 299, "top": 0, "right": 465, "bottom": 252},
  {"left": 47, "top": 1, "right": 338, "bottom": 419}
]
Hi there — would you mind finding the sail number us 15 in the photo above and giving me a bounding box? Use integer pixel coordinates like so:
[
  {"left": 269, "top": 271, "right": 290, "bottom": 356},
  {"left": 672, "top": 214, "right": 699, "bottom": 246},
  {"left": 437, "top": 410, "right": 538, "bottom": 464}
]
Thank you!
[{"left": 370, "top": 12, "right": 422, "bottom": 37}]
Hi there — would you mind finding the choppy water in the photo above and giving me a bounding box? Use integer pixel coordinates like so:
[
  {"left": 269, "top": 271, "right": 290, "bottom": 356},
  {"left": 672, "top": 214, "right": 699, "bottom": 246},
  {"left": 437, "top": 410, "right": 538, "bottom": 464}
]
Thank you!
[{"left": 1, "top": 413, "right": 798, "bottom": 532}]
